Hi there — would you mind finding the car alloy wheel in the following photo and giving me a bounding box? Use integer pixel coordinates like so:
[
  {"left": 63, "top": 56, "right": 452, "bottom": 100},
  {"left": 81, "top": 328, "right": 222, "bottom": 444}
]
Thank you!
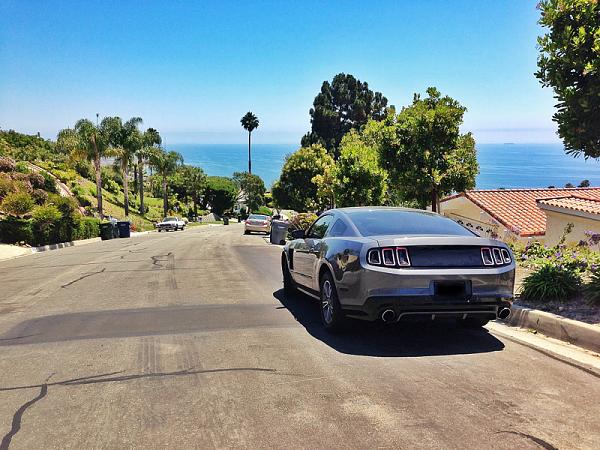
[
  {"left": 322, "top": 280, "right": 334, "bottom": 324},
  {"left": 319, "top": 272, "right": 345, "bottom": 332}
]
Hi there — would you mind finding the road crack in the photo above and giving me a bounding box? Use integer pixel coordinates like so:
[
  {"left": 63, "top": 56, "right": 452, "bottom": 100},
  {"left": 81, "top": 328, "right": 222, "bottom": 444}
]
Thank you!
[
  {"left": 0, "top": 384, "right": 48, "bottom": 450},
  {"left": 61, "top": 268, "right": 106, "bottom": 288}
]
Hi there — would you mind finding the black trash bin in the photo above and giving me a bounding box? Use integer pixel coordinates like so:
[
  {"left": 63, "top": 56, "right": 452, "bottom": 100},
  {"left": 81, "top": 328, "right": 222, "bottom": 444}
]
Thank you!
[
  {"left": 117, "top": 221, "right": 131, "bottom": 238},
  {"left": 100, "top": 222, "right": 114, "bottom": 240},
  {"left": 223, "top": 217, "right": 229, "bottom": 225}
]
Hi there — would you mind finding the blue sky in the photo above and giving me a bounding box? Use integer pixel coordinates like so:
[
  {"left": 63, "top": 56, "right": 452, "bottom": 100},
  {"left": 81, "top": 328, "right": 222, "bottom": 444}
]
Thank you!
[{"left": 0, "top": 0, "right": 558, "bottom": 144}]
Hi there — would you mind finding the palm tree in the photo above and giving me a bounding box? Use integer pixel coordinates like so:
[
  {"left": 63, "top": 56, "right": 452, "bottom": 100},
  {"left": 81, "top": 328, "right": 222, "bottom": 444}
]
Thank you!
[
  {"left": 107, "top": 117, "right": 144, "bottom": 217},
  {"left": 138, "top": 128, "right": 161, "bottom": 214},
  {"left": 240, "top": 112, "right": 259, "bottom": 174},
  {"left": 57, "top": 117, "right": 113, "bottom": 217},
  {"left": 149, "top": 148, "right": 182, "bottom": 217}
]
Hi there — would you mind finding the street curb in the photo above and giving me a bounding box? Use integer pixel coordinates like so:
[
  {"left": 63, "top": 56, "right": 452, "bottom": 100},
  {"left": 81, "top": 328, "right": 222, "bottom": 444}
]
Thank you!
[
  {"left": 30, "top": 230, "right": 155, "bottom": 253},
  {"left": 502, "top": 305, "right": 600, "bottom": 354}
]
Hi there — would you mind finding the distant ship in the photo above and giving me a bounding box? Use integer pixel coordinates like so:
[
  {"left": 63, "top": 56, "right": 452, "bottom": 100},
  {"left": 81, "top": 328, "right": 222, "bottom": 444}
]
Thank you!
[{"left": 503, "top": 142, "right": 516, "bottom": 145}]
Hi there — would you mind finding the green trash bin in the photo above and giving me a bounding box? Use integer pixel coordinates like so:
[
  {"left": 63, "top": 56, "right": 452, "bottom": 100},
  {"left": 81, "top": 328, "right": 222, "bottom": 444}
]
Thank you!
[{"left": 100, "top": 222, "right": 114, "bottom": 240}]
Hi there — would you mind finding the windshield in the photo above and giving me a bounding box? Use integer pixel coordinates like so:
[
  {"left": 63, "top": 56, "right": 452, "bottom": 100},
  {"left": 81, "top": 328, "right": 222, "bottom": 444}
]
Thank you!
[
  {"left": 347, "top": 209, "right": 474, "bottom": 237},
  {"left": 164, "top": 217, "right": 177, "bottom": 222},
  {"left": 248, "top": 215, "right": 268, "bottom": 221}
]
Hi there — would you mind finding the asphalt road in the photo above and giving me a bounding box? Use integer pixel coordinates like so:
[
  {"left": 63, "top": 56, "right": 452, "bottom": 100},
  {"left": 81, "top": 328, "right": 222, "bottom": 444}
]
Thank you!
[{"left": 0, "top": 224, "right": 598, "bottom": 449}]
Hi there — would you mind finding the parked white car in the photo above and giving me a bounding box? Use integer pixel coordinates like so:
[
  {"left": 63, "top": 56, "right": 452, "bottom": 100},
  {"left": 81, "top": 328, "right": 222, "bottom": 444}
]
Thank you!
[{"left": 156, "top": 216, "right": 186, "bottom": 232}]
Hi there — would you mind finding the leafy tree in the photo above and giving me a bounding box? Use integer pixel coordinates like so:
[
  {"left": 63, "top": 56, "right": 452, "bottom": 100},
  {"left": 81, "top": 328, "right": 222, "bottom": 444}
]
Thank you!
[
  {"left": 139, "top": 128, "right": 161, "bottom": 214},
  {"left": 172, "top": 165, "right": 206, "bottom": 217},
  {"left": 240, "top": 112, "right": 259, "bottom": 174},
  {"left": 331, "top": 131, "right": 387, "bottom": 207},
  {"left": 301, "top": 73, "right": 389, "bottom": 158},
  {"left": 271, "top": 144, "right": 335, "bottom": 211},
  {"left": 149, "top": 148, "right": 183, "bottom": 217},
  {"left": 56, "top": 118, "right": 115, "bottom": 217},
  {"left": 203, "top": 176, "right": 237, "bottom": 216},
  {"left": 370, "top": 87, "right": 478, "bottom": 211},
  {"left": 233, "top": 171, "right": 266, "bottom": 212},
  {"left": 579, "top": 179, "right": 590, "bottom": 187},
  {"left": 536, "top": 0, "right": 600, "bottom": 159}
]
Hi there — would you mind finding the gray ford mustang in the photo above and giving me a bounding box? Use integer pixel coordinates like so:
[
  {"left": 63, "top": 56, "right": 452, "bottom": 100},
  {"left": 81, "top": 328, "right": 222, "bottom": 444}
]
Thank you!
[{"left": 281, "top": 207, "right": 515, "bottom": 332}]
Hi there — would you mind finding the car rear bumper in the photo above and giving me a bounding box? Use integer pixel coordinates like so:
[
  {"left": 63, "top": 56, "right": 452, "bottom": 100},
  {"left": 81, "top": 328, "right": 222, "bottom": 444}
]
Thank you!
[
  {"left": 342, "top": 296, "right": 512, "bottom": 322},
  {"left": 335, "top": 264, "right": 515, "bottom": 322},
  {"left": 245, "top": 224, "right": 270, "bottom": 232}
]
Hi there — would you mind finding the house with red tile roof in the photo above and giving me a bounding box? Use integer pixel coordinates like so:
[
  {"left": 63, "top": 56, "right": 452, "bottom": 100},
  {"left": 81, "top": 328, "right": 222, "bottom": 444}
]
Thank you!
[{"left": 439, "top": 187, "right": 600, "bottom": 245}]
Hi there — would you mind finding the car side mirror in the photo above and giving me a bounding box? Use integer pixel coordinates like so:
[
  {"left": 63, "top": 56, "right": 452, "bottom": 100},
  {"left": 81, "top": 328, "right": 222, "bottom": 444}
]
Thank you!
[{"left": 291, "top": 229, "right": 306, "bottom": 239}]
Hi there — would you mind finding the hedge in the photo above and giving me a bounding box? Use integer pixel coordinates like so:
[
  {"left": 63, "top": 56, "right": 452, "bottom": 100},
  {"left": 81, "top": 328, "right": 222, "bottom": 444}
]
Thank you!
[
  {"left": 0, "top": 217, "right": 33, "bottom": 244},
  {"left": 0, "top": 216, "right": 100, "bottom": 246}
]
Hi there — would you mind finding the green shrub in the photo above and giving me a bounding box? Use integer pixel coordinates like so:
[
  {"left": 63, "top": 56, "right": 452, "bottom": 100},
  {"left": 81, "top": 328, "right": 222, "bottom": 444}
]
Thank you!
[
  {"left": 52, "top": 196, "right": 79, "bottom": 243},
  {"left": 40, "top": 171, "right": 58, "bottom": 193},
  {"left": 253, "top": 206, "right": 273, "bottom": 216},
  {"left": 0, "top": 217, "right": 32, "bottom": 243},
  {"left": 287, "top": 212, "right": 318, "bottom": 239},
  {"left": 584, "top": 267, "right": 600, "bottom": 305},
  {"left": 104, "top": 178, "right": 120, "bottom": 194},
  {"left": 0, "top": 191, "right": 35, "bottom": 216},
  {"left": 31, "top": 204, "right": 62, "bottom": 245},
  {"left": 14, "top": 161, "right": 30, "bottom": 174},
  {"left": 74, "top": 217, "right": 100, "bottom": 240},
  {"left": 0, "top": 174, "right": 12, "bottom": 200},
  {"left": 73, "top": 160, "right": 93, "bottom": 179},
  {"left": 0, "top": 156, "right": 15, "bottom": 172},
  {"left": 520, "top": 264, "right": 581, "bottom": 303}
]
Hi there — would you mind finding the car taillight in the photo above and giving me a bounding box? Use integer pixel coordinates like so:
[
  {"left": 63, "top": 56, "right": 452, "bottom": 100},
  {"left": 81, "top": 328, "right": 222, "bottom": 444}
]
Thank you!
[
  {"left": 367, "top": 248, "right": 381, "bottom": 265},
  {"left": 367, "top": 247, "right": 411, "bottom": 268},
  {"left": 481, "top": 247, "right": 512, "bottom": 266},
  {"left": 396, "top": 247, "right": 411, "bottom": 267},
  {"left": 481, "top": 248, "right": 494, "bottom": 266},
  {"left": 501, "top": 248, "right": 512, "bottom": 264}
]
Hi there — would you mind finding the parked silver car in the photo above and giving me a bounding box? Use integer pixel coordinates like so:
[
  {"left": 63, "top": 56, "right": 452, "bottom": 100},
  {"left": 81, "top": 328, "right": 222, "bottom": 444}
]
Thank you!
[{"left": 281, "top": 207, "right": 515, "bottom": 332}]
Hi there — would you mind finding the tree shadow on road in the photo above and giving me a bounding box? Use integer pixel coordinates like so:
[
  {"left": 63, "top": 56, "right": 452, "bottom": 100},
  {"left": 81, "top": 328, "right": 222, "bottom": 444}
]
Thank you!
[{"left": 273, "top": 289, "right": 505, "bottom": 357}]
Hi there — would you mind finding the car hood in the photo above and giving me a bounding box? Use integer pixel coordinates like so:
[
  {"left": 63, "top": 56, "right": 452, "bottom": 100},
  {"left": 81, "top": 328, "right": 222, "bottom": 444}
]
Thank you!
[{"left": 371, "top": 235, "right": 506, "bottom": 248}]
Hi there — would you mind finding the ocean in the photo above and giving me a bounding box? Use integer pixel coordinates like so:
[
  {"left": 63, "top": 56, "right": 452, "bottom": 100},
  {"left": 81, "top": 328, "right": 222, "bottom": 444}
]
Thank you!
[{"left": 170, "top": 143, "right": 600, "bottom": 190}]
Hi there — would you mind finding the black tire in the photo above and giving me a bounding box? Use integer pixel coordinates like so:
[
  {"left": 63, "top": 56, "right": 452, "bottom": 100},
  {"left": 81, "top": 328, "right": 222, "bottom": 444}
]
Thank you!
[
  {"left": 244, "top": 230, "right": 250, "bottom": 235},
  {"left": 458, "top": 317, "right": 489, "bottom": 328},
  {"left": 319, "top": 271, "right": 346, "bottom": 332},
  {"left": 282, "top": 255, "right": 296, "bottom": 295}
]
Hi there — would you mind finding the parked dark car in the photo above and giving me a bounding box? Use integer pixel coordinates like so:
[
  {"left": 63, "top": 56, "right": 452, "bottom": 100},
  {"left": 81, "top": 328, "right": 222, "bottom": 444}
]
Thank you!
[{"left": 281, "top": 207, "right": 515, "bottom": 332}]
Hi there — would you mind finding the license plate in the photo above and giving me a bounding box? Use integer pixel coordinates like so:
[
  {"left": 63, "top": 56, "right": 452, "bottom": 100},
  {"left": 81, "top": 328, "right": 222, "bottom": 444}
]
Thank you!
[{"left": 434, "top": 281, "right": 468, "bottom": 297}]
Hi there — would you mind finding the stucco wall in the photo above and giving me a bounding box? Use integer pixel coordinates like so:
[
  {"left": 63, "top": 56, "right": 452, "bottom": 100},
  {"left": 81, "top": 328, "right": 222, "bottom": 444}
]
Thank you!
[
  {"left": 543, "top": 210, "right": 600, "bottom": 246},
  {"left": 440, "top": 196, "right": 527, "bottom": 241}
]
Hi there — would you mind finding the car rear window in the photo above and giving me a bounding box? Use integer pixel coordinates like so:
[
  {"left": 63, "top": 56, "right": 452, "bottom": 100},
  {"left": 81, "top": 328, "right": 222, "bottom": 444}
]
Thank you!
[
  {"left": 249, "top": 215, "right": 268, "bottom": 220},
  {"left": 347, "top": 209, "right": 473, "bottom": 237}
]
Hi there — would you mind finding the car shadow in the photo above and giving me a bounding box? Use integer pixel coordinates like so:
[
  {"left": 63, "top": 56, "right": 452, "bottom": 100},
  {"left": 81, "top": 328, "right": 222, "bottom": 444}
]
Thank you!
[{"left": 273, "top": 289, "right": 505, "bottom": 357}]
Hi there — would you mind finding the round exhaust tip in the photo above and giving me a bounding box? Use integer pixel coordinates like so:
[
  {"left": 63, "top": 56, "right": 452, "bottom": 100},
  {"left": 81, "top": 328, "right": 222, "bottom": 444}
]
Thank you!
[
  {"left": 381, "top": 309, "right": 396, "bottom": 323},
  {"left": 498, "top": 307, "right": 511, "bottom": 320}
]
